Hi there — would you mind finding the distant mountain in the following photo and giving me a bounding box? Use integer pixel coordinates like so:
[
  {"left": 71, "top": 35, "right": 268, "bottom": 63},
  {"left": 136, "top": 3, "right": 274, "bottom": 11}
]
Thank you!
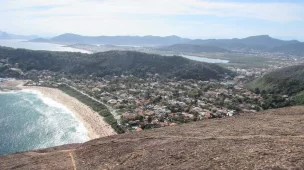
[
  {"left": 0, "top": 31, "right": 39, "bottom": 40},
  {"left": 28, "top": 33, "right": 304, "bottom": 55},
  {"left": 158, "top": 44, "right": 230, "bottom": 53},
  {"left": 29, "top": 38, "right": 50, "bottom": 43},
  {"left": 189, "top": 35, "right": 299, "bottom": 50},
  {"left": 39, "top": 33, "right": 191, "bottom": 45}
]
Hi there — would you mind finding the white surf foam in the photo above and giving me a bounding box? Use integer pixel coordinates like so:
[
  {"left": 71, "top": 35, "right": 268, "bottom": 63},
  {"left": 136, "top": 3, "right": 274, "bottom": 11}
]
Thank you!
[{"left": 19, "top": 89, "right": 90, "bottom": 147}]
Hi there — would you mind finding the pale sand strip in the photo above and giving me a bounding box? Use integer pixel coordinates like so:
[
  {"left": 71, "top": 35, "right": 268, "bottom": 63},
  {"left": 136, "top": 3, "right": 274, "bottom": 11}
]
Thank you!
[{"left": 23, "top": 85, "right": 117, "bottom": 139}]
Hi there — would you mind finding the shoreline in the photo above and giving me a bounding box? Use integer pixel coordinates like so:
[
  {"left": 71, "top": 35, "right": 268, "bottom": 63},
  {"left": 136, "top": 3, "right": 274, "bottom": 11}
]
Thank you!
[{"left": 0, "top": 79, "right": 116, "bottom": 140}]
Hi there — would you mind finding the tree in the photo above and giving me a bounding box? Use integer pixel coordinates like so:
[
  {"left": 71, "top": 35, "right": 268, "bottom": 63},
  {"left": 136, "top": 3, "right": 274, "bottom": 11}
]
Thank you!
[
  {"left": 254, "top": 88, "right": 260, "bottom": 94},
  {"left": 135, "top": 115, "right": 144, "bottom": 122},
  {"left": 147, "top": 116, "right": 153, "bottom": 123}
]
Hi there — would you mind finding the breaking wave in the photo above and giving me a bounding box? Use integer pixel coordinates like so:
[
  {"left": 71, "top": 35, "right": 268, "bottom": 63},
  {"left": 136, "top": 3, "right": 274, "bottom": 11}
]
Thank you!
[{"left": 0, "top": 90, "right": 89, "bottom": 155}]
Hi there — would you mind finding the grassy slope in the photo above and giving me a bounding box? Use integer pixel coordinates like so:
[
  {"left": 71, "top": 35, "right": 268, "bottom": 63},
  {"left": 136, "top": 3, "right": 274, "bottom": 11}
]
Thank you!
[
  {"left": 247, "top": 64, "right": 304, "bottom": 106},
  {"left": 246, "top": 77, "right": 275, "bottom": 91}
]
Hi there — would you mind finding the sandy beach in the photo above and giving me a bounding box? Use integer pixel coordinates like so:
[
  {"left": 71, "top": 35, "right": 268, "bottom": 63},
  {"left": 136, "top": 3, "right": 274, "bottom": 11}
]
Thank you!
[{"left": 0, "top": 79, "right": 116, "bottom": 139}]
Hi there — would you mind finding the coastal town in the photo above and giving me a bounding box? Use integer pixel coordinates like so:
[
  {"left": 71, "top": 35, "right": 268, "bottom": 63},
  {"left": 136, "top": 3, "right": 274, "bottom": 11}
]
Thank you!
[{"left": 11, "top": 68, "right": 263, "bottom": 132}]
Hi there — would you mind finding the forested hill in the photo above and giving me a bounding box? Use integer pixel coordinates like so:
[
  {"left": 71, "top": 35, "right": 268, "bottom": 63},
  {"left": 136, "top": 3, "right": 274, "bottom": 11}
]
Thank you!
[
  {"left": 0, "top": 46, "right": 233, "bottom": 80},
  {"left": 247, "top": 64, "right": 304, "bottom": 106}
]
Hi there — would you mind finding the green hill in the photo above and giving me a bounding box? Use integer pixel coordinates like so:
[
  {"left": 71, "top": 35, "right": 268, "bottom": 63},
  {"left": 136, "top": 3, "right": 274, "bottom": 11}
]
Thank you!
[
  {"left": 0, "top": 47, "right": 233, "bottom": 80},
  {"left": 189, "top": 35, "right": 299, "bottom": 50},
  {"left": 247, "top": 65, "right": 304, "bottom": 107}
]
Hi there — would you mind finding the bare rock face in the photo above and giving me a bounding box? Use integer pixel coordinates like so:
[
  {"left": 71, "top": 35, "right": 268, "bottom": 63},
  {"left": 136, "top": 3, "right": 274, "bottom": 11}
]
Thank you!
[{"left": 1, "top": 106, "right": 304, "bottom": 169}]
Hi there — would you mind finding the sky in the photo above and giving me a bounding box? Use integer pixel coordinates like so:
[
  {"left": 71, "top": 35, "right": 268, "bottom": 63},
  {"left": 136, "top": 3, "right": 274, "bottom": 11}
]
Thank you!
[{"left": 0, "top": 0, "right": 304, "bottom": 40}]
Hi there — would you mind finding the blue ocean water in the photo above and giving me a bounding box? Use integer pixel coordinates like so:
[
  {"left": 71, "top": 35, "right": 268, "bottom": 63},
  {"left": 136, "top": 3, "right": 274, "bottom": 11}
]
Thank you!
[
  {"left": 0, "top": 39, "right": 91, "bottom": 53},
  {"left": 0, "top": 89, "right": 89, "bottom": 155}
]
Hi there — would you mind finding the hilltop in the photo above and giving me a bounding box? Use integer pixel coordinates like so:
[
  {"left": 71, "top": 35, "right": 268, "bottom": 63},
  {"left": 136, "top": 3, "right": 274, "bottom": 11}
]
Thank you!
[{"left": 1, "top": 106, "right": 304, "bottom": 169}]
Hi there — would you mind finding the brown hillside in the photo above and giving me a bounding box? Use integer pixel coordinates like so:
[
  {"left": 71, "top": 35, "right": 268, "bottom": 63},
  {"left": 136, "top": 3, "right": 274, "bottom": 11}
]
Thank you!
[{"left": 1, "top": 107, "right": 304, "bottom": 169}]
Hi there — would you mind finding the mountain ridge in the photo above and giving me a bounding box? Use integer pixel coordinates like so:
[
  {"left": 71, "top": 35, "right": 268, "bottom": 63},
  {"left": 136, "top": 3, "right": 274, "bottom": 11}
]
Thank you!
[
  {"left": 27, "top": 34, "right": 304, "bottom": 55},
  {"left": 0, "top": 31, "right": 39, "bottom": 40}
]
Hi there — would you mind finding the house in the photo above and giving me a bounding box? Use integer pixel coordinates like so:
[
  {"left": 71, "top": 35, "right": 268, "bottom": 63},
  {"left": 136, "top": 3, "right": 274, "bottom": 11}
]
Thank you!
[
  {"left": 227, "top": 111, "right": 234, "bottom": 117},
  {"left": 136, "top": 127, "right": 143, "bottom": 132},
  {"left": 122, "top": 113, "right": 136, "bottom": 120},
  {"left": 108, "top": 99, "right": 117, "bottom": 104}
]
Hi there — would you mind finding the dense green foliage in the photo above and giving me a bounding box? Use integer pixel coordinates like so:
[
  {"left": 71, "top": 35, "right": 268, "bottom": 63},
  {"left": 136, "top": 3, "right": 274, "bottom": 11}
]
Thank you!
[
  {"left": 58, "top": 84, "right": 124, "bottom": 133},
  {"left": 0, "top": 46, "right": 233, "bottom": 80},
  {"left": 248, "top": 65, "right": 304, "bottom": 108},
  {"left": 250, "top": 65, "right": 304, "bottom": 95}
]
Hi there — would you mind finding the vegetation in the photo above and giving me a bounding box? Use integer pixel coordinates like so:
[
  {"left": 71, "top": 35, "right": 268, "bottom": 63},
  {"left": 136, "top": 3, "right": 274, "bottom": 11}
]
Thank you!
[
  {"left": 193, "top": 53, "right": 271, "bottom": 68},
  {"left": 0, "top": 46, "right": 234, "bottom": 80},
  {"left": 58, "top": 84, "right": 124, "bottom": 133},
  {"left": 247, "top": 64, "right": 304, "bottom": 108}
]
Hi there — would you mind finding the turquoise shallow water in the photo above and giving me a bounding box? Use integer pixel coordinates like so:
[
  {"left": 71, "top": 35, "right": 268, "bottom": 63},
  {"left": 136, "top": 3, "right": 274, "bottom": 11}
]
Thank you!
[{"left": 0, "top": 89, "right": 89, "bottom": 155}]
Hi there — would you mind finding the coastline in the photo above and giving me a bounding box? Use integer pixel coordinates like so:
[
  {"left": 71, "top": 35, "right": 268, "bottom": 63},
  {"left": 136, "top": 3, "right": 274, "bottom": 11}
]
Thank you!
[{"left": 1, "top": 79, "right": 116, "bottom": 139}]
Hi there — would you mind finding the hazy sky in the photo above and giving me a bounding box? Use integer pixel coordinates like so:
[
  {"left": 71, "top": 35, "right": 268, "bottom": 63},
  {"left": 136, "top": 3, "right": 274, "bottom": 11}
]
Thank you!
[{"left": 1, "top": 0, "right": 304, "bottom": 40}]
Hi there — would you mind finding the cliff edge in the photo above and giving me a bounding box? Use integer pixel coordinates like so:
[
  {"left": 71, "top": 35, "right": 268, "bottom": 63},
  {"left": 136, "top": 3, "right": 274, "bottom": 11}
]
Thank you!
[{"left": 1, "top": 107, "right": 304, "bottom": 169}]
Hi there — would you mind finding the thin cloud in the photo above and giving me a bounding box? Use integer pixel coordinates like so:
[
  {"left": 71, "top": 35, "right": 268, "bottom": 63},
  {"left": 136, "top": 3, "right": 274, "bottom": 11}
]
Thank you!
[
  {"left": 2, "top": 0, "right": 303, "bottom": 21},
  {"left": 0, "top": 0, "right": 303, "bottom": 38}
]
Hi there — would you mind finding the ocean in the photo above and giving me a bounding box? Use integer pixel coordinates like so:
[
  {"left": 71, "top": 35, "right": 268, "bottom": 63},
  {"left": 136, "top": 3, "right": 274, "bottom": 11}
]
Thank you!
[
  {"left": 0, "top": 89, "right": 89, "bottom": 155},
  {"left": 0, "top": 39, "right": 91, "bottom": 53}
]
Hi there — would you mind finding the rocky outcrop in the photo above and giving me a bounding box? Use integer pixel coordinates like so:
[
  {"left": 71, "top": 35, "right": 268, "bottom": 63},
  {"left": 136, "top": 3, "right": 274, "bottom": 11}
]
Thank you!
[{"left": 1, "top": 106, "right": 304, "bottom": 169}]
